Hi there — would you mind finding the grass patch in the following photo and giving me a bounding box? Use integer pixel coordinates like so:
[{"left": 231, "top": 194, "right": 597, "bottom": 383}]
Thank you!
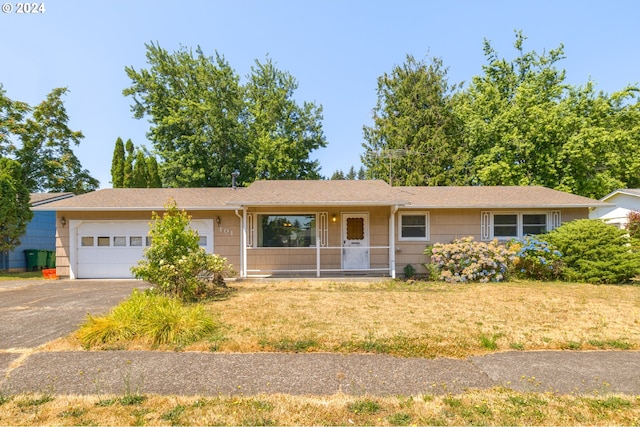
[
  {"left": 76, "top": 289, "right": 219, "bottom": 349},
  {"left": 0, "top": 271, "right": 43, "bottom": 281},
  {"left": 0, "top": 389, "right": 638, "bottom": 425}
]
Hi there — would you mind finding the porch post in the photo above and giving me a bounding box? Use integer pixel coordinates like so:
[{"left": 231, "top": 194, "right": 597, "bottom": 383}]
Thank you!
[
  {"left": 316, "top": 238, "right": 321, "bottom": 277},
  {"left": 242, "top": 208, "right": 247, "bottom": 278},
  {"left": 389, "top": 205, "right": 398, "bottom": 279}
]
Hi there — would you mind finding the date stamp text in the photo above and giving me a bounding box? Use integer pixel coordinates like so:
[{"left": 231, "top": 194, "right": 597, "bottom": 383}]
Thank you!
[{"left": 2, "top": 3, "right": 46, "bottom": 14}]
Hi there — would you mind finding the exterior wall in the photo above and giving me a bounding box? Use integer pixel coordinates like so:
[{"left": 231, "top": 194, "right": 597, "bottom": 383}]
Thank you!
[
  {"left": 245, "top": 206, "right": 391, "bottom": 275},
  {"left": 395, "top": 207, "right": 590, "bottom": 276},
  {"left": 55, "top": 210, "right": 241, "bottom": 278},
  {"left": 5, "top": 211, "right": 56, "bottom": 271},
  {"left": 590, "top": 193, "right": 640, "bottom": 228}
]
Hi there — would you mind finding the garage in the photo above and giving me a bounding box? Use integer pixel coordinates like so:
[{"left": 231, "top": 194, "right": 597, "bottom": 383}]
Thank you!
[{"left": 70, "top": 219, "right": 214, "bottom": 279}]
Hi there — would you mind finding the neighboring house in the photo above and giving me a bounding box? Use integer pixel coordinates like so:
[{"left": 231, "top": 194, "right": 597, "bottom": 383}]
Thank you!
[
  {"left": 590, "top": 189, "right": 640, "bottom": 229},
  {"left": 34, "top": 180, "right": 609, "bottom": 280},
  {"left": 3, "top": 193, "right": 74, "bottom": 272}
]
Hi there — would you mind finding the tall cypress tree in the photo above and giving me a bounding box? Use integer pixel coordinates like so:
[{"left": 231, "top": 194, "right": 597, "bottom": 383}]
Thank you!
[
  {"left": 147, "top": 156, "right": 162, "bottom": 188},
  {"left": 110, "top": 137, "right": 125, "bottom": 188},
  {"left": 131, "top": 150, "right": 149, "bottom": 188},
  {"left": 123, "top": 139, "right": 134, "bottom": 188}
]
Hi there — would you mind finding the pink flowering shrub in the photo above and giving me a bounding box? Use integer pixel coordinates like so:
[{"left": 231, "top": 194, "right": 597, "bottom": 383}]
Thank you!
[{"left": 424, "top": 236, "right": 518, "bottom": 283}]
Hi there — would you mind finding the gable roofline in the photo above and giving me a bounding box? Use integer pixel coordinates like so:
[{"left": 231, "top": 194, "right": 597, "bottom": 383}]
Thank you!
[{"left": 600, "top": 188, "right": 640, "bottom": 202}]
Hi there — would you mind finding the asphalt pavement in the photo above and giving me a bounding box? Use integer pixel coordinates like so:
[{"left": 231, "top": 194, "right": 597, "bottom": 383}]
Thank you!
[{"left": 1, "top": 278, "right": 639, "bottom": 396}]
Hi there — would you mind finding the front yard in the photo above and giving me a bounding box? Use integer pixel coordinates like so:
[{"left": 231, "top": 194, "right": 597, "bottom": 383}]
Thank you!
[{"left": 57, "top": 279, "right": 640, "bottom": 358}]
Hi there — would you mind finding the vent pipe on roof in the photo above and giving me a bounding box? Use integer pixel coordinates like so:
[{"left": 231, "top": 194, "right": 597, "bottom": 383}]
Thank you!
[{"left": 231, "top": 170, "right": 239, "bottom": 189}]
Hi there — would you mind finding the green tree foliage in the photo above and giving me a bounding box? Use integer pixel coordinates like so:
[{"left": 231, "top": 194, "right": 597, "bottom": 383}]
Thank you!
[
  {"left": 111, "top": 137, "right": 162, "bottom": 188},
  {"left": 0, "top": 86, "right": 98, "bottom": 193},
  {"left": 131, "top": 199, "right": 234, "bottom": 301},
  {"left": 123, "top": 138, "right": 134, "bottom": 188},
  {"left": 245, "top": 57, "right": 326, "bottom": 180},
  {"left": 124, "top": 43, "right": 326, "bottom": 187},
  {"left": 454, "top": 31, "right": 640, "bottom": 198},
  {"left": 362, "top": 54, "right": 463, "bottom": 186},
  {"left": 544, "top": 219, "right": 640, "bottom": 284},
  {"left": 330, "top": 166, "right": 365, "bottom": 180},
  {"left": 111, "top": 137, "right": 125, "bottom": 188},
  {"left": 0, "top": 158, "right": 33, "bottom": 254},
  {"left": 124, "top": 43, "right": 249, "bottom": 187}
]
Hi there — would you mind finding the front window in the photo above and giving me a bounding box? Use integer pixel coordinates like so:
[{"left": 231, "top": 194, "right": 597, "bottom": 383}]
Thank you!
[{"left": 258, "top": 214, "right": 316, "bottom": 247}]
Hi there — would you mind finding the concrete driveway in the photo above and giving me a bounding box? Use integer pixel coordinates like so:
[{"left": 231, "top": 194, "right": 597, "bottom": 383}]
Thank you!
[{"left": 0, "top": 279, "right": 145, "bottom": 349}]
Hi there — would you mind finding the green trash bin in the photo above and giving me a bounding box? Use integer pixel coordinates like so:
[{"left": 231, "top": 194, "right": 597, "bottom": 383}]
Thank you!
[
  {"left": 24, "top": 250, "right": 38, "bottom": 271},
  {"left": 46, "top": 250, "right": 56, "bottom": 268},
  {"left": 36, "top": 250, "right": 48, "bottom": 269}
]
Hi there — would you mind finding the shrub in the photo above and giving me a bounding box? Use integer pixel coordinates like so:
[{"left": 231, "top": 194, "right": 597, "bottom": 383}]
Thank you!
[
  {"left": 509, "top": 235, "right": 563, "bottom": 281},
  {"left": 627, "top": 210, "right": 640, "bottom": 239},
  {"left": 77, "top": 289, "right": 218, "bottom": 349},
  {"left": 544, "top": 219, "right": 640, "bottom": 284},
  {"left": 131, "top": 199, "right": 234, "bottom": 301},
  {"left": 425, "top": 236, "right": 517, "bottom": 283}
]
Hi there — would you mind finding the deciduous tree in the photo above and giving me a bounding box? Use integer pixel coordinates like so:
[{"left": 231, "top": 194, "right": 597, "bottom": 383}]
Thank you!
[{"left": 0, "top": 158, "right": 32, "bottom": 256}]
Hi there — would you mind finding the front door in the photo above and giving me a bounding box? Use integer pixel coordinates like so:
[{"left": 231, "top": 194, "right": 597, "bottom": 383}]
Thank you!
[{"left": 342, "top": 213, "right": 369, "bottom": 270}]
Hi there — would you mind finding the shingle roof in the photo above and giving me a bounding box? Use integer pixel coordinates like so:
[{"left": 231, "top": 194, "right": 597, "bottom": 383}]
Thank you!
[
  {"left": 226, "top": 180, "right": 407, "bottom": 206},
  {"left": 32, "top": 181, "right": 609, "bottom": 211},
  {"left": 34, "top": 188, "right": 241, "bottom": 211},
  {"left": 30, "top": 192, "right": 75, "bottom": 206},
  {"left": 397, "top": 185, "right": 609, "bottom": 208}
]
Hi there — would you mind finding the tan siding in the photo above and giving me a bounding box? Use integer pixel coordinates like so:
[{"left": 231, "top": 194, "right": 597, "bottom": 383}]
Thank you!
[{"left": 395, "top": 207, "right": 591, "bottom": 276}]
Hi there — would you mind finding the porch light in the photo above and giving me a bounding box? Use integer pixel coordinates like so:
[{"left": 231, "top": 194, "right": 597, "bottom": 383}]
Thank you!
[
  {"left": 332, "top": 214, "right": 337, "bottom": 223},
  {"left": 216, "top": 216, "right": 221, "bottom": 225},
  {"left": 60, "top": 217, "right": 66, "bottom": 227}
]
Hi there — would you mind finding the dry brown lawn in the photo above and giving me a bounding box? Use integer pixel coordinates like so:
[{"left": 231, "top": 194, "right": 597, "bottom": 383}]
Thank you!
[{"left": 190, "top": 279, "right": 640, "bottom": 358}]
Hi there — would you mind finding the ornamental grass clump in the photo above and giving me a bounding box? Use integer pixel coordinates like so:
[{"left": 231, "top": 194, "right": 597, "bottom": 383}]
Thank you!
[
  {"left": 77, "top": 289, "right": 218, "bottom": 349},
  {"left": 426, "top": 236, "right": 517, "bottom": 283}
]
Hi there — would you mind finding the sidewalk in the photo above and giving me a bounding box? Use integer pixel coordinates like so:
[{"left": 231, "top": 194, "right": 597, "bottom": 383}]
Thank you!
[{"left": 2, "top": 350, "right": 639, "bottom": 396}]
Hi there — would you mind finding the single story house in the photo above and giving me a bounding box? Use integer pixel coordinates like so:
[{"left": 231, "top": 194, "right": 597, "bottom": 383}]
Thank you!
[
  {"left": 590, "top": 189, "right": 640, "bottom": 229},
  {"left": 34, "top": 180, "right": 610, "bottom": 280},
  {"left": 3, "top": 193, "right": 74, "bottom": 272}
]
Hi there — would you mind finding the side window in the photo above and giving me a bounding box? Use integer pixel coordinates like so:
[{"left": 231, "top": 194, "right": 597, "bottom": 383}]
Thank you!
[
  {"left": 493, "top": 214, "right": 518, "bottom": 238},
  {"left": 523, "top": 214, "right": 547, "bottom": 235},
  {"left": 399, "top": 214, "right": 429, "bottom": 240}
]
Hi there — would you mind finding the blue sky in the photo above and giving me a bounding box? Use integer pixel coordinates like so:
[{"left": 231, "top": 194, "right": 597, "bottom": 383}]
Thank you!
[{"left": 2, "top": 0, "right": 639, "bottom": 188}]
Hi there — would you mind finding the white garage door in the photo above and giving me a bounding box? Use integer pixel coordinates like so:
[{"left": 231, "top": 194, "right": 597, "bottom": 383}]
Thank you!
[{"left": 72, "top": 220, "right": 213, "bottom": 279}]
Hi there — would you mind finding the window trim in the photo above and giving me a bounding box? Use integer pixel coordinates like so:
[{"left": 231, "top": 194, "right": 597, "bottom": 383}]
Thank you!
[{"left": 398, "top": 211, "right": 430, "bottom": 242}]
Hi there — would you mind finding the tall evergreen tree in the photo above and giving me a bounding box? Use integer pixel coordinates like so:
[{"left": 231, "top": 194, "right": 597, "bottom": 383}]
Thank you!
[
  {"left": 147, "top": 155, "right": 162, "bottom": 188},
  {"left": 111, "top": 137, "right": 125, "bottom": 188},
  {"left": 123, "top": 139, "right": 134, "bottom": 188},
  {"left": 131, "top": 150, "right": 149, "bottom": 188}
]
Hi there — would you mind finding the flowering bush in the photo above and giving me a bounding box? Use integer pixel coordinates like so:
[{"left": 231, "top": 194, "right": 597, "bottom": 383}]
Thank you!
[
  {"left": 509, "top": 235, "right": 563, "bottom": 281},
  {"left": 425, "top": 236, "right": 517, "bottom": 283},
  {"left": 131, "top": 199, "right": 234, "bottom": 301}
]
